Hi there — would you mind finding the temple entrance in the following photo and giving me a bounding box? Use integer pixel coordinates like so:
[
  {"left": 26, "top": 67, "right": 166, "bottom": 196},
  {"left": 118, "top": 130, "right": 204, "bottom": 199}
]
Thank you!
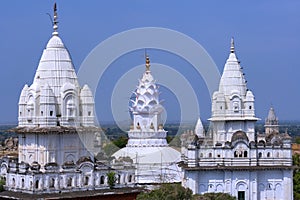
[{"left": 238, "top": 191, "right": 245, "bottom": 200}]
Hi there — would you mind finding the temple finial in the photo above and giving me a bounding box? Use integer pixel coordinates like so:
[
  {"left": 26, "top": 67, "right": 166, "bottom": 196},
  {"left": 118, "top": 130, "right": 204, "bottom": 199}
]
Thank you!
[
  {"left": 53, "top": 3, "right": 58, "bottom": 36},
  {"left": 145, "top": 54, "right": 150, "bottom": 71},
  {"left": 230, "top": 37, "right": 235, "bottom": 53}
]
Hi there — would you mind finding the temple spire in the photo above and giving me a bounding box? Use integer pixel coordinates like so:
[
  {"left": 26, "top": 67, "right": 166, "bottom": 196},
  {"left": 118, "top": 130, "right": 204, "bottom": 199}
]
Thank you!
[
  {"left": 145, "top": 54, "right": 151, "bottom": 71},
  {"left": 52, "top": 3, "right": 58, "bottom": 36},
  {"left": 230, "top": 37, "right": 235, "bottom": 53}
]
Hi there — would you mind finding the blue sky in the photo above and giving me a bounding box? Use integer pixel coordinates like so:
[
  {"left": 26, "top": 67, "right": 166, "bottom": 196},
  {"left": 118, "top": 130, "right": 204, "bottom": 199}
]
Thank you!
[{"left": 0, "top": 1, "right": 299, "bottom": 124}]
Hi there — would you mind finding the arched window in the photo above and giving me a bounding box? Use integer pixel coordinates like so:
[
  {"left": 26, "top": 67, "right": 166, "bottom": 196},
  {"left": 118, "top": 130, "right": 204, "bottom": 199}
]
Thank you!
[
  {"left": 244, "top": 151, "right": 248, "bottom": 157},
  {"left": 35, "top": 180, "right": 39, "bottom": 189},
  {"left": 128, "top": 175, "right": 132, "bottom": 183},
  {"left": 117, "top": 174, "right": 121, "bottom": 184},
  {"left": 21, "top": 179, "right": 25, "bottom": 188},
  {"left": 267, "top": 152, "right": 271, "bottom": 157},
  {"left": 26, "top": 96, "right": 34, "bottom": 121},
  {"left": 100, "top": 176, "right": 105, "bottom": 184},
  {"left": 233, "top": 102, "right": 239, "bottom": 112},
  {"left": 12, "top": 178, "right": 15, "bottom": 187},
  {"left": 268, "top": 183, "right": 272, "bottom": 189},
  {"left": 238, "top": 151, "right": 243, "bottom": 157},
  {"left": 234, "top": 151, "right": 238, "bottom": 157},
  {"left": 200, "top": 153, "right": 203, "bottom": 158},
  {"left": 136, "top": 122, "right": 141, "bottom": 129},
  {"left": 258, "top": 152, "right": 262, "bottom": 158},
  {"left": 208, "top": 153, "right": 212, "bottom": 158},
  {"left": 49, "top": 178, "right": 55, "bottom": 188},
  {"left": 67, "top": 177, "right": 72, "bottom": 187},
  {"left": 84, "top": 176, "right": 89, "bottom": 186},
  {"left": 65, "top": 95, "right": 76, "bottom": 119}
]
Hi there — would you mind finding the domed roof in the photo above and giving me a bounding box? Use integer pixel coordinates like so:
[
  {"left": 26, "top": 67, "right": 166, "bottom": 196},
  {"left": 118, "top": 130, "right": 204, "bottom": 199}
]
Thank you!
[
  {"left": 231, "top": 131, "right": 249, "bottom": 142},
  {"left": 113, "top": 146, "right": 180, "bottom": 164},
  {"left": 112, "top": 146, "right": 181, "bottom": 183},
  {"left": 32, "top": 34, "right": 79, "bottom": 99},
  {"left": 46, "top": 35, "right": 64, "bottom": 48}
]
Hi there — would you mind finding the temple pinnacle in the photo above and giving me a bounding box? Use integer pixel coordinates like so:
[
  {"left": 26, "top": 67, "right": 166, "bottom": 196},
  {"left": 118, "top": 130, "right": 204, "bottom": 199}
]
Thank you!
[
  {"left": 145, "top": 55, "right": 151, "bottom": 71},
  {"left": 53, "top": 3, "right": 58, "bottom": 36},
  {"left": 230, "top": 37, "right": 235, "bottom": 53}
]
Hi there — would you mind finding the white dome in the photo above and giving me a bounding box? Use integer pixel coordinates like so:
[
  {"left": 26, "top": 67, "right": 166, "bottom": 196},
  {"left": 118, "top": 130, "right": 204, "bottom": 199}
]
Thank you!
[
  {"left": 46, "top": 35, "right": 64, "bottom": 48},
  {"left": 113, "top": 146, "right": 181, "bottom": 183},
  {"left": 33, "top": 35, "right": 79, "bottom": 99}
]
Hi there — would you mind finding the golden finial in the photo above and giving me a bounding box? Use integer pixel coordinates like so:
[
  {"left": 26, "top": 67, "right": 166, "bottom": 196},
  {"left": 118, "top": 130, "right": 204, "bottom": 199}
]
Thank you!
[{"left": 145, "top": 55, "right": 150, "bottom": 71}]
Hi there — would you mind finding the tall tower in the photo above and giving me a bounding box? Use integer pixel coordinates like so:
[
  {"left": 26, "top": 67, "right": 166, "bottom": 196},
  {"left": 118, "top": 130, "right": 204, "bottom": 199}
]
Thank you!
[
  {"left": 181, "top": 39, "right": 293, "bottom": 200},
  {"left": 209, "top": 38, "right": 258, "bottom": 145},
  {"left": 264, "top": 107, "right": 279, "bottom": 134},
  {"left": 127, "top": 55, "right": 167, "bottom": 147},
  {"left": 16, "top": 3, "right": 95, "bottom": 168},
  {"left": 113, "top": 55, "right": 181, "bottom": 183}
]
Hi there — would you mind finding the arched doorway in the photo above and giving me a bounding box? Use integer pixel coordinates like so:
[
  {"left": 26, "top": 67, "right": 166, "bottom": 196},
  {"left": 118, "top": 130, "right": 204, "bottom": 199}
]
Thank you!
[{"left": 236, "top": 181, "right": 248, "bottom": 200}]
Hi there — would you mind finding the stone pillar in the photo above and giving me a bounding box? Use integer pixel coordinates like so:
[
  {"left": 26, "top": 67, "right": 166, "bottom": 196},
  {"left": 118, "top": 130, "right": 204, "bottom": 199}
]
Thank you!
[{"left": 250, "top": 171, "right": 258, "bottom": 200}]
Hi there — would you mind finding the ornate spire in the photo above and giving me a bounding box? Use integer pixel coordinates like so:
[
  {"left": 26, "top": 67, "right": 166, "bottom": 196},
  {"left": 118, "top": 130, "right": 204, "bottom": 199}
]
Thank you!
[
  {"left": 52, "top": 3, "right": 58, "bottom": 36},
  {"left": 145, "top": 55, "right": 150, "bottom": 71},
  {"left": 230, "top": 37, "right": 235, "bottom": 53}
]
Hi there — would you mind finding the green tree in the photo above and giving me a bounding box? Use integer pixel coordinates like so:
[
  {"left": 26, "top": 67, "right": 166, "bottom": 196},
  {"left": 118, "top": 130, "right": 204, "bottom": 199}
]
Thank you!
[
  {"left": 193, "top": 193, "right": 235, "bottom": 200},
  {"left": 0, "top": 177, "right": 5, "bottom": 192},
  {"left": 107, "top": 171, "right": 117, "bottom": 189},
  {"left": 103, "top": 142, "right": 119, "bottom": 157},
  {"left": 294, "top": 154, "right": 300, "bottom": 200},
  {"left": 136, "top": 184, "right": 193, "bottom": 200},
  {"left": 169, "top": 136, "right": 181, "bottom": 147},
  {"left": 113, "top": 136, "right": 128, "bottom": 148},
  {"left": 295, "top": 137, "right": 300, "bottom": 144}
]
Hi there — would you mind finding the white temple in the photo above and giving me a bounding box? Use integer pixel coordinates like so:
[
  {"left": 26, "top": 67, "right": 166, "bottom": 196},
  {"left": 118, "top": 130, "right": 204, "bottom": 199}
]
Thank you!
[
  {"left": 180, "top": 39, "right": 293, "bottom": 200},
  {"left": 17, "top": 4, "right": 95, "bottom": 167},
  {"left": 112, "top": 56, "right": 182, "bottom": 184},
  {"left": 1, "top": 4, "right": 135, "bottom": 194},
  {"left": 0, "top": 3, "right": 294, "bottom": 198}
]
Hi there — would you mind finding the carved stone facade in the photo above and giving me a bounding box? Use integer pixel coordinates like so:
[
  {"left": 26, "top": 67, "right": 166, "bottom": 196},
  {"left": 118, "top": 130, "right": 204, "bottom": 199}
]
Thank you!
[{"left": 4, "top": 158, "right": 135, "bottom": 194}]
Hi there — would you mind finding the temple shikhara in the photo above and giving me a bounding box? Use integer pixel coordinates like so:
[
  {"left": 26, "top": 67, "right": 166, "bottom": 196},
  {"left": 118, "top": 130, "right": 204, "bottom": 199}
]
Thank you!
[
  {"left": 0, "top": 3, "right": 293, "bottom": 200},
  {"left": 180, "top": 39, "right": 293, "bottom": 200},
  {"left": 1, "top": 4, "right": 135, "bottom": 194},
  {"left": 112, "top": 55, "right": 181, "bottom": 183}
]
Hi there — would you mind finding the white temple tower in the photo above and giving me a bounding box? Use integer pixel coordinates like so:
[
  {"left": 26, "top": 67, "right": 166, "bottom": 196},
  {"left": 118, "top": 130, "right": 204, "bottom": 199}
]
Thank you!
[
  {"left": 264, "top": 107, "right": 279, "bottom": 134},
  {"left": 209, "top": 38, "right": 258, "bottom": 145},
  {"left": 113, "top": 56, "right": 181, "bottom": 184},
  {"left": 181, "top": 39, "right": 293, "bottom": 200},
  {"left": 16, "top": 3, "right": 96, "bottom": 168}
]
